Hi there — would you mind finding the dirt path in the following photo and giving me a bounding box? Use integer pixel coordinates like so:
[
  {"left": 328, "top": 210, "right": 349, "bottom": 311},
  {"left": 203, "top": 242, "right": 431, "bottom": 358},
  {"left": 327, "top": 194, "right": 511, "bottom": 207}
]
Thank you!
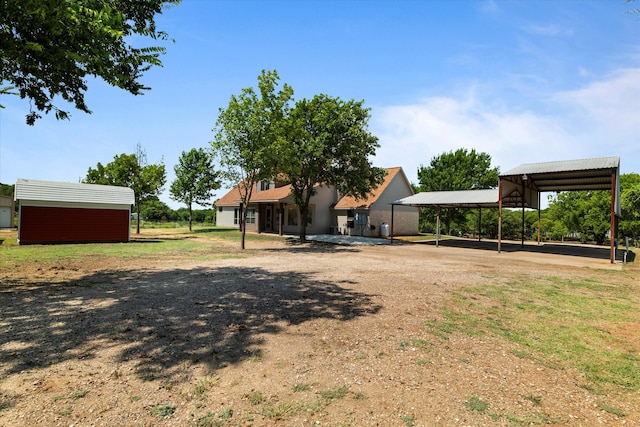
[{"left": 1, "top": 238, "right": 637, "bottom": 426}]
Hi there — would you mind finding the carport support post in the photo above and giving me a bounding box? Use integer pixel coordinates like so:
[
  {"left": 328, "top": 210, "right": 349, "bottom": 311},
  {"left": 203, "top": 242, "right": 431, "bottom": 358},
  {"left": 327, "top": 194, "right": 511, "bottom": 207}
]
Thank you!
[
  {"left": 521, "top": 178, "right": 526, "bottom": 248},
  {"left": 537, "top": 192, "right": 541, "bottom": 245},
  {"left": 610, "top": 172, "right": 616, "bottom": 264},
  {"left": 390, "top": 203, "right": 394, "bottom": 244},
  {"left": 436, "top": 208, "right": 441, "bottom": 247},
  {"left": 279, "top": 203, "right": 284, "bottom": 236},
  {"left": 478, "top": 208, "right": 482, "bottom": 242},
  {"left": 498, "top": 180, "right": 502, "bottom": 253}
]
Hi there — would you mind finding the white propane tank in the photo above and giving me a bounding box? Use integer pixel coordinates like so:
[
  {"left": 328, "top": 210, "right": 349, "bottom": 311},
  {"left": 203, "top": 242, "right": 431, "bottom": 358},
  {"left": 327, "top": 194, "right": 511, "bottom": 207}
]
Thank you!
[{"left": 380, "top": 222, "right": 389, "bottom": 238}]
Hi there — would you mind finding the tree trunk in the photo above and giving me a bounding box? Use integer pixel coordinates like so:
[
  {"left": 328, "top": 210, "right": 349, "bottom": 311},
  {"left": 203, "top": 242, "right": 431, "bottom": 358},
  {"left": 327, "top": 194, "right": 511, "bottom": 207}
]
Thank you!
[
  {"left": 240, "top": 214, "right": 246, "bottom": 250},
  {"left": 136, "top": 204, "right": 141, "bottom": 234},
  {"left": 188, "top": 202, "right": 192, "bottom": 232},
  {"left": 299, "top": 207, "right": 308, "bottom": 242}
]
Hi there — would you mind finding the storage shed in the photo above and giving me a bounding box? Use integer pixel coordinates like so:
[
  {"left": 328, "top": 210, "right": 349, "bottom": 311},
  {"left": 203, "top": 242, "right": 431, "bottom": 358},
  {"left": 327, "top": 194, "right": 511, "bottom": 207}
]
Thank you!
[
  {"left": 0, "top": 195, "right": 14, "bottom": 228},
  {"left": 15, "top": 179, "right": 135, "bottom": 244}
]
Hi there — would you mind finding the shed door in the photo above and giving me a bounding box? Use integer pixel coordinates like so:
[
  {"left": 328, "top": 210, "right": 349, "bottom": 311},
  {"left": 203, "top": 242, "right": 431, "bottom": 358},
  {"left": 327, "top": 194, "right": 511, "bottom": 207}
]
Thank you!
[{"left": 0, "top": 207, "right": 10, "bottom": 228}]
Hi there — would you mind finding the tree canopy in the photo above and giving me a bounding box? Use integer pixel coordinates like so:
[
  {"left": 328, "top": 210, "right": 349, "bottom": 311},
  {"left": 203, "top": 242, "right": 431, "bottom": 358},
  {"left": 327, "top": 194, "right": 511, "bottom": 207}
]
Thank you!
[
  {"left": 281, "top": 94, "right": 386, "bottom": 241},
  {"left": 212, "top": 69, "right": 293, "bottom": 249},
  {"left": 170, "top": 148, "right": 220, "bottom": 231},
  {"left": 0, "top": 0, "right": 179, "bottom": 124},
  {"left": 417, "top": 148, "right": 499, "bottom": 234},
  {"left": 84, "top": 144, "right": 166, "bottom": 233}
]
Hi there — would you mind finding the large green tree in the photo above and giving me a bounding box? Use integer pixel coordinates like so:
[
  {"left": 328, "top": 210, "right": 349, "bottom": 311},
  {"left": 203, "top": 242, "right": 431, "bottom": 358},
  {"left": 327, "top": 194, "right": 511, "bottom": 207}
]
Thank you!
[
  {"left": 417, "top": 148, "right": 499, "bottom": 234},
  {"left": 0, "top": 183, "right": 13, "bottom": 197},
  {"left": 0, "top": 0, "right": 179, "bottom": 124},
  {"left": 84, "top": 144, "right": 166, "bottom": 234},
  {"left": 170, "top": 148, "right": 220, "bottom": 231},
  {"left": 280, "top": 94, "right": 386, "bottom": 242},
  {"left": 620, "top": 173, "right": 640, "bottom": 244},
  {"left": 544, "top": 174, "right": 640, "bottom": 246},
  {"left": 547, "top": 190, "right": 611, "bottom": 245},
  {"left": 212, "top": 70, "right": 293, "bottom": 249}
]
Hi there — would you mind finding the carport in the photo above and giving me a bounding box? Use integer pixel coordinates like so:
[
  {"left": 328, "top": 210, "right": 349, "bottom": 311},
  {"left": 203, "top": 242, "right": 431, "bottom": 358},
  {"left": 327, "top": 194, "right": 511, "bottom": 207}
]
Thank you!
[{"left": 391, "top": 156, "right": 621, "bottom": 263}]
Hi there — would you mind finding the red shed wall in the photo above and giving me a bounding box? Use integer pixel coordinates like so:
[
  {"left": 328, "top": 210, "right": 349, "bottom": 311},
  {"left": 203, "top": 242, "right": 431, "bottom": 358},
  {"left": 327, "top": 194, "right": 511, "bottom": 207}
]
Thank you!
[{"left": 19, "top": 206, "right": 130, "bottom": 244}]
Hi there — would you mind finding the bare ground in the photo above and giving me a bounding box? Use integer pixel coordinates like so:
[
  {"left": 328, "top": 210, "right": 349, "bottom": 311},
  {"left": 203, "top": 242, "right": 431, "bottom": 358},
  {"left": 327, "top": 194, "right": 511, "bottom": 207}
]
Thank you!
[{"left": 0, "top": 234, "right": 638, "bottom": 426}]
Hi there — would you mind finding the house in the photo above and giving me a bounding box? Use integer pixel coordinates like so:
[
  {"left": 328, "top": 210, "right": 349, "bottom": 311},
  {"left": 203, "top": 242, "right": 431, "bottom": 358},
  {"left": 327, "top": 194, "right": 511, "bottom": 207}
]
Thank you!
[
  {"left": 0, "top": 195, "right": 14, "bottom": 228},
  {"left": 333, "top": 167, "right": 419, "bottom": 237},
  {"left": 14, "top": 178, "right": 135, "bottom": 244},
  {"left": 215, "top": 167, "right": 418, "bottom": 237}
]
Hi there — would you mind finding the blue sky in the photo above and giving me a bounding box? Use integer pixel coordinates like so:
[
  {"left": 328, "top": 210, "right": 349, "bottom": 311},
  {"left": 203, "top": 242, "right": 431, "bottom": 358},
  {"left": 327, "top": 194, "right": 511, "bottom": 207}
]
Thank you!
[{"left": 1, "top": 0, "right": 639, "bottom": 209}]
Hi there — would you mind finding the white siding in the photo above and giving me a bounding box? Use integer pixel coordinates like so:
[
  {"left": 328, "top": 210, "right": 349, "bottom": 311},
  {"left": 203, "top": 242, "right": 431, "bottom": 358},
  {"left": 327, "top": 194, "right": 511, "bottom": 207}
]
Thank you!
[
  {"left": 216, "top": 206, "right": 238, "bottom": 227},
  {"left": 370, "top": 170, "right": 418, "bottom": 236}
]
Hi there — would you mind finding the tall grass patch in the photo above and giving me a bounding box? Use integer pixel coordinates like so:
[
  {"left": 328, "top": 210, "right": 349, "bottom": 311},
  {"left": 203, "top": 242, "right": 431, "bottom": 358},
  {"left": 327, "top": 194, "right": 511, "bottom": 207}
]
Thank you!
[{"left": 434, "top": 275, "right": 640, "bottom": 390}]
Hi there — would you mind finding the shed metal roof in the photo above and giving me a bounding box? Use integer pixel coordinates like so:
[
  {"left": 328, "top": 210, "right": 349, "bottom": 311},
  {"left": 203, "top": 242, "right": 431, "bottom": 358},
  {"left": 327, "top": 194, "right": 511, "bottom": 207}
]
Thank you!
[{"left": 15, "top": 179, "right": 135, "bottom": 205}]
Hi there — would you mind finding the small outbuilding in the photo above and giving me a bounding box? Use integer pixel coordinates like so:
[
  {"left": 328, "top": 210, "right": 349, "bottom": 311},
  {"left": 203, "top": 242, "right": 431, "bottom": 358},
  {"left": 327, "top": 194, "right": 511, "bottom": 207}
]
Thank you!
[
  {"left": 0, "top": 195, "right": 15, "bottom": 228},
  {"left": 15, "top": 179, "right": 135, "bottom": 244}
]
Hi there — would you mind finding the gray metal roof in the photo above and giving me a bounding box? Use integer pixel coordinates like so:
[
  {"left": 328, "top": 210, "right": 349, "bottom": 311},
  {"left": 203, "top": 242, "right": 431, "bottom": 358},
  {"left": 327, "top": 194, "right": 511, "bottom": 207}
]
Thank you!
[
  {"left": 15, "top": 179, "right": 135, "bottom": 205},
  {"left": 393, "top": 189, "right": 503, "bottom": 208},
  {"left": 392, "top": 156, "right": 620, "bottom": 215},
  {"left": 500, "top": 156, "right": 619, "bottom": 192}
]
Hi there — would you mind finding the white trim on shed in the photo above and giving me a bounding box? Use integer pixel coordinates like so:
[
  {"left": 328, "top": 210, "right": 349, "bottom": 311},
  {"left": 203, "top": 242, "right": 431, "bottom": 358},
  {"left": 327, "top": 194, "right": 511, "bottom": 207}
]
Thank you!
[{"left": 15, "top": 179, "right": 135, "bottom": 207}]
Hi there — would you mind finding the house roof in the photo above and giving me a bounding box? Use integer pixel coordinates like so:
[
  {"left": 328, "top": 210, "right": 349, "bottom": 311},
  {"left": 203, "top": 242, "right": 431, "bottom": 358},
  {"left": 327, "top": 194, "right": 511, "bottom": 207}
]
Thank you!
[
  {"left": 215, "top": 182, "right": 294, "bottom": 206},
  {"left": 215, "top": 167, "right": 408, "bottom": 208},
  {"left": 334, "top": 167, "right": 406, "bottom": 209},
  {"left": 15, "top": 178, "right": 135, "bottom": 205}
]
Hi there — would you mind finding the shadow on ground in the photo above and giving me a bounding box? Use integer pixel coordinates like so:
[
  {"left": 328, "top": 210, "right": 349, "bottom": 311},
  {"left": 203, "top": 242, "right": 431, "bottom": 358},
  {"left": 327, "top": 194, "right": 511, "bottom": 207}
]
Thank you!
[
  {"left": 0, "top": 266, "right": 380, "bottom": 381},
  {"left": 415, "top": 238, "right": 631, "bottom": 261}
]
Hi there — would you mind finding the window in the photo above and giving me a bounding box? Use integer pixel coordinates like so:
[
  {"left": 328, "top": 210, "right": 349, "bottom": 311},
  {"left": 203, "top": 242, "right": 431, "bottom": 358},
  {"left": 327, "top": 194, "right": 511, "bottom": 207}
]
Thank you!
[
  {"left": 234, "top": 207, "right": 256, "bottom": 225},
  {"left": 260, "top": 181, "right": 270, "bottom": 191},
  {"left": 287, "top": 206, "right": 298, "bottom": 226},
  {"left": 246, "top": 208, "right": 256, "bottom": 224},
  {"left": 287, "top": 205, "right": 314, "bottom": 226}
]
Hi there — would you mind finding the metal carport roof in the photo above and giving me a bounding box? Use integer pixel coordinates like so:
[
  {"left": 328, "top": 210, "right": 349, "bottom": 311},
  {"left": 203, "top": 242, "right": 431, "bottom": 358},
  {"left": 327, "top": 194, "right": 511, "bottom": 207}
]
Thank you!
[
  {"left": 393, "top": 189, "right": 504, "bottom": 209},
  {"left": 390, "top": 155, "right": 621, "bottom": 263},
  {"left": 499, "top": 156, "right": 620, "bottom": 215}
]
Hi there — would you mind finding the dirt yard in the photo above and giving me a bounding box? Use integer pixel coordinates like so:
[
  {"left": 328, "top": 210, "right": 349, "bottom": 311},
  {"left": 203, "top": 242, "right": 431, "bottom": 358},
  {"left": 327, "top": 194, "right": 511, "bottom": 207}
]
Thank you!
[{"left": 0, "top": 234, "right": 638, "bottom": 426}]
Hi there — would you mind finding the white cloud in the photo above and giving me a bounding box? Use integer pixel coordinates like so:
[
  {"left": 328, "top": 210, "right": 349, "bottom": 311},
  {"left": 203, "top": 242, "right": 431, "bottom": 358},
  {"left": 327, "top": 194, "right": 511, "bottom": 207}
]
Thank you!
[
  {"left": 524, "top": 23, "right": 574, "bottom": 37},
  {"left": 371, "top": 95, "right": 571, "bottom": 184},
  {"left": 552, "top": 68, "right": 640, "bottom": 139},
  {"left": 371, "top": 67, "right": 640, "bottom": 184}
]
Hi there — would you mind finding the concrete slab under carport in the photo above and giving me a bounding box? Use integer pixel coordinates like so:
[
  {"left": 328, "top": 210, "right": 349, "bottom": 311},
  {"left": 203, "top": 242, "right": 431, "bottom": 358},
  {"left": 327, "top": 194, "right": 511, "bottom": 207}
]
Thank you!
[
  {"left": 305, "top": 234, "right": 391, "bottom": 246},
  {"left": 408, "top": 237, "right": 630, "bottom": 267}
]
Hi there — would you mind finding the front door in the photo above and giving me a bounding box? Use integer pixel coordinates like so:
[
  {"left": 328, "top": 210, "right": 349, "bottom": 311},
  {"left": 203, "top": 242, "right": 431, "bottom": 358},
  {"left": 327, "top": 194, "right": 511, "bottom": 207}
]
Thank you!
[{"left": 265, "top": 205, "right": 272, "bottom": 231}]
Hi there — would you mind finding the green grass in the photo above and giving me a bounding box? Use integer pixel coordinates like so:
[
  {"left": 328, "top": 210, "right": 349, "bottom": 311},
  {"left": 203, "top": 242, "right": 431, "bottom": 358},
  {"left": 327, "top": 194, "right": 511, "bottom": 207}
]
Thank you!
[
  {"left": 317, "top": 385, "right": 349, "bottom": 401},
  {"left": 0, "top": 226, "right": 286, "bottom": 274},
  {"left": 243, "top": 390, "right": 266, "bottom": 405},
  {"left": 150, "top": 403, "right": 175, "bottom": 417},
  {"left": 597, "top": 401, "right": 626, "bottom": 417},
  {"left": 466, "top": 396, "right": 489, "bottom": 413},
  {"left": 53, "top": 390, "right": 87, "bottom": 401},
  {"left": 192, "top": 375, "right": 217, "bottom": 398},
  {"left": 401, "top": 414, "right": 416, "bottom": 426},
  {"left": 292, "top": 383, "right": 312, "bottom": 392},
  {"left": 430, "top": 275, "right": 640, "bottom": 390}
]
